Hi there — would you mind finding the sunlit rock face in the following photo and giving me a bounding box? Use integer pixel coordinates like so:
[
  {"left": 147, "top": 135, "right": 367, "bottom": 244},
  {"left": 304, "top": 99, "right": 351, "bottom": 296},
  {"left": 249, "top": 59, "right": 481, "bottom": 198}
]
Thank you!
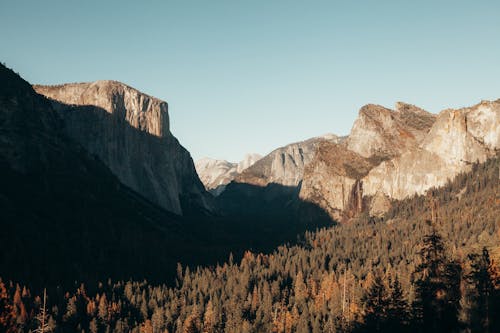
[
  {"left": 234, "top": 134, "right": 344, "bottom": 188},
  {"left": 346, "top": 102, "right": 436, "bottom": 159},
  {"left": 35, "top": 81, "right": 214, "bottom": 215},
  {"left": 299, "top": 103, "right": 436, "bottom": 220},
  {"left": 298, "top": 141, "right": 375, "bottom": 221},
  {"left": 362, "top": 100, "right": 500, "bottom": 200},
  {"left": 195, "top": 154, "right": 262, "bottom": 196},
  {"left": 300, "top": 100, "right": 499, "bottom": 220}
]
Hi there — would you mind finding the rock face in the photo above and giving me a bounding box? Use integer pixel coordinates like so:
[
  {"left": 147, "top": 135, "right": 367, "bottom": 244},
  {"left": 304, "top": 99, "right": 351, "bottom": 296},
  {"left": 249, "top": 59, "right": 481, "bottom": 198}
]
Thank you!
[
  {"left": 300, "top": 100, "right": 499, "bottom": 220},
  {"left": 195, "top": 153, "right": 262, "bottom": 196},
  {"left": 346, "top": 102, "right": 436, "bottom": 159},
  {"left": 34, "top": 81, "right": 213, "bottom": 216},
  {"left": 299, "top": 103, "right": 437, "bottom": 220},
  {"left": 362, "top": 100, "right": 500, "bottom": 199},
  {"left": 298, "top": 142, "right": 375, "bottom": 221},
  {"left": 0, "top": 64, "right": 190, "bottom": 283},
  {"left": 234, "top": 134, "right": 344, "bottom": 187},
  {"left": 216, "top": 134, "right": 344, "bottom": 220}
]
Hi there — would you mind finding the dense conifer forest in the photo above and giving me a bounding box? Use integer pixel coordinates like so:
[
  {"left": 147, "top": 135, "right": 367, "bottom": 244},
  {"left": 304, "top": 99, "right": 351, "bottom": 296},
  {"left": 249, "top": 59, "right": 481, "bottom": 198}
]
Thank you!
[{"left": 1, "top": 156, "right": 499, "bottom": 333}]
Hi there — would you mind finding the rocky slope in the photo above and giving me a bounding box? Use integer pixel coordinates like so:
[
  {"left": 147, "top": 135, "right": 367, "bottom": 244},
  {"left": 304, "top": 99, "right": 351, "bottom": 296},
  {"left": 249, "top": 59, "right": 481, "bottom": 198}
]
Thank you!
[
  {"left": 195, "top": 153, "right": 261, "bottom": 196},
  {"left": 234, "top": 134, "right": 344, "bottom": 187},
  {"left": 300, "top": 100, "right": 499, "bottom": 220},
  {"left": 362, "top": 100, "right": 500, "bottom": 200},
  {"left": 216, "top": 134, "right": 344, "bottom": 219},
  {"left": 0, "top": 64, "right": 196, "bottom": 284},
  {"left": 299, "top": 102, "right": 437, "bottom": 220},
  {"left": 34, "top": 81, "right": 213, "bottom": 215},
  {"left": 346, "top": 102, "right": 436, "bottom": 159},
  {"left": 298, "top": 142, "right": 376, "bottom": 221}
]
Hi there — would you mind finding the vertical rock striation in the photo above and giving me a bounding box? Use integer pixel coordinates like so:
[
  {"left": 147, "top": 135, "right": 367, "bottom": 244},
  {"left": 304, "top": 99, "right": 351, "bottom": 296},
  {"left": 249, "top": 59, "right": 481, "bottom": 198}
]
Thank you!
[
  {"left": 34, "top": 81, "right": 213, "bottom": 216},
  {"left": 362, "top": 100, "right": 500, "bottom": 200}
]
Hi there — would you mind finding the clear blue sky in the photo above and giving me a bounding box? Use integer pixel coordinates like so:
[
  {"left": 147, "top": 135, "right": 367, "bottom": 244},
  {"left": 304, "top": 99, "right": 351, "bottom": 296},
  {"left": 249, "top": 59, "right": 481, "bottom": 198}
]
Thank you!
[{"left": 1, "top": 1, "right": 499, "bottom": 162}]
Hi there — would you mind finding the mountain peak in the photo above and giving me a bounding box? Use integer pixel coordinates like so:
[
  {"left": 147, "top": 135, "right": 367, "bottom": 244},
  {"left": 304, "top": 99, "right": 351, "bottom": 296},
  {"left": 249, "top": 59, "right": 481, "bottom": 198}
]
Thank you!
[
  {"left": 346, "top": 102, "right": 436, "bottom": 159},
  {"left": 35, "top": 81, "right": 170, "bottom": 138},
  {"left": 195, "top": 154, "right": 262, "bottom": 195},
  {"left": 34, "top": 80, "right": 213, "bottom": 215}
]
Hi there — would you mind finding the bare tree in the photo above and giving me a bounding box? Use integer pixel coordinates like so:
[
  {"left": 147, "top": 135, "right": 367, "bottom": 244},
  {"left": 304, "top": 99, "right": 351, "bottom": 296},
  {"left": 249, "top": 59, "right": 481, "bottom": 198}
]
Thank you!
[{"left": 34, "top": 289, "right": 51, "bottom": 333}]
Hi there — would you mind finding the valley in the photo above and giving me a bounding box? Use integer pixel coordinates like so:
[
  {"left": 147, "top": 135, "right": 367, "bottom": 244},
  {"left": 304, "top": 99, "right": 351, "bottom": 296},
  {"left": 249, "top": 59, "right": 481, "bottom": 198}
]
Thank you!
[{"left": 0, "top": 62, "right": 499, "bottom": 333}]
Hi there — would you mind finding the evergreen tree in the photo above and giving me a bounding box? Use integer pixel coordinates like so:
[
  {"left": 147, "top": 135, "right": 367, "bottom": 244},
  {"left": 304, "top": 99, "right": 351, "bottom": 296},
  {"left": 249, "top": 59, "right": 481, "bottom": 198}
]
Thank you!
[
  {"left": 411, "top": 226, "right": 460, "bottom": 333},
  {"left": 361, "top": 274, "right": 389, "bottom": 332},
  {"left": 386, "top": 275, "right": 409, "bottom": 332},
  {"left": 466, "top": 247, "right": 498, "bottom": 333}
]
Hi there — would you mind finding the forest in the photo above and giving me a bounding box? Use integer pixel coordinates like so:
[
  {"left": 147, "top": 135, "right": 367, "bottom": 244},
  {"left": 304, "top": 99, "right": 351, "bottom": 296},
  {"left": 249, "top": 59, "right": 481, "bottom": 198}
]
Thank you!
[{"left": 1, "top": 156, "right": 499, "bottom": 333}]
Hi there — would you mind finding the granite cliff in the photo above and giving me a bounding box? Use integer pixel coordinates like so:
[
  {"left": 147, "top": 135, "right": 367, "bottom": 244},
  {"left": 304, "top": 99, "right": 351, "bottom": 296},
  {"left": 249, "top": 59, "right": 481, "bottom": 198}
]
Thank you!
[
  {"left": 216, "top": 134, "right": 344, "bottom": 220},
  {"left": 346, "top": 102, "right": 436, "bottom": 159},
  {"left": 234, "top": 134, "right": 344, "bottom": 187},
  {"left": 34, "top": 81, "right": 213, "bottom": 216},
  {"left": 0, "top": 64, "right": 195, "bottom": 283},
  {"left": 362, "top": 100, "right": 500, "bottom": 200},
  {"left": 300, "top": 100, "right": 499, "bottom": 220},
  {"left": 299, "top": 102, "right": 437, "bottom": 219}
]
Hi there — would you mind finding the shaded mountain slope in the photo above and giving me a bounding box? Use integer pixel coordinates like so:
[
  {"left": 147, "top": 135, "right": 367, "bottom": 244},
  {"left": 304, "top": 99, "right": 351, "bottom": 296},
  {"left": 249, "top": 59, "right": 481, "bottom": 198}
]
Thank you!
[
  {"left": 34, "top": 81, "right": 213, "bottom": 216},
  {"left": 0, "top": 64, "right": 201, "bottom": 286}
]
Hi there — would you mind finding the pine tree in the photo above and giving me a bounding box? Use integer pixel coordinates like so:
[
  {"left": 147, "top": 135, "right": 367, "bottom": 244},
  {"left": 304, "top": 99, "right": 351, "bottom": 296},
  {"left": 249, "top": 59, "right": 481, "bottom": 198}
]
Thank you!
[
  {"left": 467, "top": 247, "right": 497, "bottom": 333},
  {"left": 386, "top": 275, "right": 409, "bottom": 331},
  {"left": 411, "top": 226, "right": 460, "bottom": 333},
  {"left": 362, "top": 274, "right": 389, "bottom": 332}
]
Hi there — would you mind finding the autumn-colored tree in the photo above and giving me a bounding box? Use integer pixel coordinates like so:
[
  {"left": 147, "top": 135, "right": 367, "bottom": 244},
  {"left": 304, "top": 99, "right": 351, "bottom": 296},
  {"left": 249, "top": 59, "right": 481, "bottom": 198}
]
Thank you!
[
  {"left": 0, "top": 280, "right": 14, "bottom": 333},
  {"left": 98, "top": 293, "right": 109, "bottom": 322},
  {"left": 140, "top": 319, "right": 153, "bottom": 333},
  {"left": 293, "top": 271, "right": 308, "bottom": 304},
  {"left": 203, "top": 300, "right": 216, "bottom": 333},
  {"left": 13, "top": 284, "right": 27, "bottom": 327},
  {"left": 183, "top": 308, "right": 201, "bottom": 333}
]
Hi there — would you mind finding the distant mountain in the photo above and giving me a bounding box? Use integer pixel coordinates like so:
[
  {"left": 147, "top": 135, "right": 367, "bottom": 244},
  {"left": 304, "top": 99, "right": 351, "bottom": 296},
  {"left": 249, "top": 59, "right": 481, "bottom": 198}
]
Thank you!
[
  {"left": 234, "top": 134, "right": 345, "bottom": 187},
  {"left": 34, "top": 81, "right": 213, "bottom": 216},
  {"left": 195, "top": 153, "right": 262, "bottom": 196},
  {"left": 216, "top": 134, "right": 344, "bottom": 222}
]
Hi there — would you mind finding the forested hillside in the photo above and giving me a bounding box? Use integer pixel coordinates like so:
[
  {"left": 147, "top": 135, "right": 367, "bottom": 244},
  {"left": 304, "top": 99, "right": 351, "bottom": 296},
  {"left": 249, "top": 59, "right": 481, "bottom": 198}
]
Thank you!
[{"left": 1, "top": 156, "right": 498, "bottom": 332}]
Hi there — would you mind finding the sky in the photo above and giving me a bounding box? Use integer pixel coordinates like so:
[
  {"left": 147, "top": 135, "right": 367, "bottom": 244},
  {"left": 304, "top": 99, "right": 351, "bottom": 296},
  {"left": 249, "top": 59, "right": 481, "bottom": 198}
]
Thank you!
[{"left": 1, "top": 1, "right": 500, "bottom": 162}]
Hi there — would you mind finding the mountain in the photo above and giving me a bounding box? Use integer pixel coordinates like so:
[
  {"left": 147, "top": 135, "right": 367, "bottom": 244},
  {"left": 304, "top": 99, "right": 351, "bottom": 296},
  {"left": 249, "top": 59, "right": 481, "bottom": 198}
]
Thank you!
[
  {"left": 195, "top": 153, "right": 262, "bottom": 196},
  {"left": 34, "top": 81, "right": 213, "bottom": 216},
  {"left": 298, "top": 141, "right": 376, "bottom": 220},
  {"left": 363, "top": 100, "right": 500, "bottom": 200},
  {"left": 346, "top": 102, "right": 436, "bottom": 159},
  {"left": 0, "top": 64, "right": 214, "bottom": 286},
  {"left": 221, "top": 100, "right": 497, "bottom": 222},
  {"left": 300, "top": 100, "right": 499, "bottom": 220},
  {"left": 216, "top": 134, "right": 344, "bottom": 220},
  {"left": 234, "top": 134, "right": 344, "bottom": 187}
]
